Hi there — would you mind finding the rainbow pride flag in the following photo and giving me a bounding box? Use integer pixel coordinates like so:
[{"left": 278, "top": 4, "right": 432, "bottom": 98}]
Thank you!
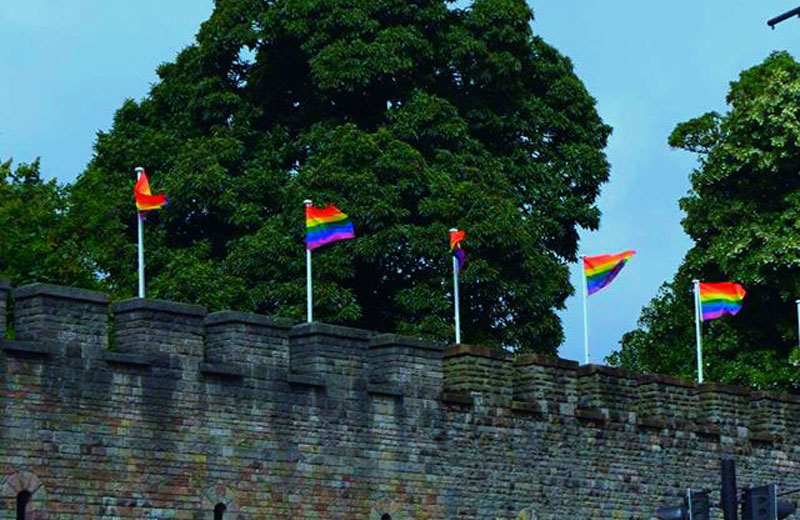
[
  {"left": 699, "top": 282, "right": 746, "bottom": 321},
  {"left": 306, "top": 205, "right": 355, "bottom": 250},
  {"left": 134, "top": 170, "right": 168, "bottom": 212},
  {"left": 583, "top": 250, "right": 636, "bottom": 296},
  {"left": 450, "top": 229, "right": 466, "bottom": 272}
]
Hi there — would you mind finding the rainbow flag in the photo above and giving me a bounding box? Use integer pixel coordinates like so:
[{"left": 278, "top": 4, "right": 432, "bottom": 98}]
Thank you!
[
  {"left": 306, "top": 205, "right": 355, "bottom": 250},
  {"left": 450, "top": 229, "right": 466, "bottom": 272},
  {"left": 134, "top": 170, "right": 168, "bottom": 212},
  {"left": 584, "top": 250, "right": 636, "bottom": 296},
  {"left": 699, "top": 282, "right": 746, "bottom": 321}
]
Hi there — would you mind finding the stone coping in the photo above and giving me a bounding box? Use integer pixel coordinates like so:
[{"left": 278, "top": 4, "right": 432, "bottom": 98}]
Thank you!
[
  {"left": 443, "top": 344, "right": 511, "bottom": 361},
  {"left": 696, "top": 381, "right": 751, "bottom": 397},
  {"left": 368, "top": 333, "right": 442, "bottom": 352},
  {"left": 205, "top": 310, "right": 295, "bottom": 329},
  {"left": 104, "top": 351, "right": 155, "bottom": 367},
  {"left": 577, "top": 363, "right": 638, "bottom": 380},
  {"left": 286, "top": 373, "right": 326, "bottom": 387},
  {"left": 13, "top": 283, "right": 109, "bottom": 304},
  {"left": 366, "top": 383, "right": 404, "bottom": 397},
  {"left": 750, "top": 391, "right": 800, "bottom": 404},
  {"left": 441, "top": 390, "right": 474, "bottom": 405},
  {"left": 199, "top": 362, "right": 247, "bottom": 377},
  {"left": 636, "top": 373, "right": 697, "bottom": 389},
  {"left": 289, "top": 322, "right": 374, "bottom": 341},
  {"left": 514, "top": 353, "right": 578, "bottom": 369},
  {"left": 1, "top": 340, "right": 57, "bottom": 356},
  {"left": 111, "top": 298, "right": 207, "bottom": 317}
]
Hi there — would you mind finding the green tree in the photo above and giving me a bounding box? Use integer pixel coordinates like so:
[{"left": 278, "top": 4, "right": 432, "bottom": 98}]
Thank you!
[
  {"left": 0, "top": 159, "right": 96, "bottom": 288},
  {"left": 68, "top": 0, "right": 610, "bottom": 352},
  {"left": 609, "top": 52, "right": 800, "bottom": 389}
]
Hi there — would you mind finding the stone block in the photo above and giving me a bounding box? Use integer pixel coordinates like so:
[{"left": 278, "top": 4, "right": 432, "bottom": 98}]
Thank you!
[
  {"left": 636, "top": 373, "right": 697, "bottom": 428},
  {"left": 0, "top": 279, "right": 9, "bottom": 339},
  {"left": 443, "top": 344, "right": 512, "bottom": 406},
  {"left": 367, "top": 333, "right": 442, "bottom": 398},
  {"left": 13, "top": 283, "right": 109, "bottom": 351},
  {"left": 577, "top": 364, "right": 638, "bottom": 415},
  {"left": 204, "top": 310, "right": 293, "bottom": 369},
  {"left": 111, "top": 298, "right": 206, "bottom": 362},
  {"left": 696, "top": 382, "right": 751, "bottom": 430},
  {"left": 749, "top": 391, "right": 800, "bottom": 442},
  {"left": 288, "top": 322, "right": 373, "bottom": 389},
  {"left": 513, "top": 353, "right": 578, "bottom": 405}
]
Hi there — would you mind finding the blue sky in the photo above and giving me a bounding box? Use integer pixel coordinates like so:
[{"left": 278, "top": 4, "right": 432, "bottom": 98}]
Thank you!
[{"left": 2, "top": 1, "right": 800, "bottom": 363}]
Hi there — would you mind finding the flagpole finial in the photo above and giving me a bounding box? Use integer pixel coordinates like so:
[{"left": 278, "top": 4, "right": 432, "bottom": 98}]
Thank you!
[
  {"left": 449, "top": 227, "right": 458, "bottom": 232},
  {"left": 135, "top": 167, "right": 145, "bottom": 174},
  {"left": 304, "top": 199, "right": 312, "bottom": 206}
]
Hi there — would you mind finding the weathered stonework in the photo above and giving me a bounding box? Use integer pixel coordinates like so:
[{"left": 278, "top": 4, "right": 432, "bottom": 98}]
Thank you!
[
  {"left": 0, "top": 281, "right": 9, "bottom": 340},
  {"left": 1, "top": 281, "right": 799, "bottom": 519}
]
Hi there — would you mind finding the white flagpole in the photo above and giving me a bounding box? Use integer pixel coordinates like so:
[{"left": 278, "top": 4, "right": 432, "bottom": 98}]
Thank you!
[
  {"left": 581, "top": 256, "right": 590, "bottom": 364},
  {"left": 305, "top": 199, "right": 313, "bottom": 323},
  {"left": 451, "top": 228, "right": 461, "bottom": 345},
  {"left": 796, "top": 299, "right": 799, "bottom": 351},
  {"left": 135, "top": 167, "right": 145, "bottom": 299},
  {"left": 693, "top": 279, "right": 704, "bottom": 383}
]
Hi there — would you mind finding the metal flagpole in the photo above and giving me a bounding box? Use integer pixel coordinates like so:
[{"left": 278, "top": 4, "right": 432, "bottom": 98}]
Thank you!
[
  {"left": 451, "top": 228, "right": 461, "bottom": 345},
  {"left": 135, "top": 167, "right": 145, "bottom": 299},
  {"left": 693, "top": 279, "right": 704, "bottom": 383},
  {"left": 305, "top": 199, "right": 313, "bottom": 323},
  {"left": 796, "top": 299, "right": 800, "bottom": 351},
  {"left": 774, "top": 485, "right": 779, "bottom": 520},
  {"left": 581, "top": 256, "right": 589, "bottom": 365}
]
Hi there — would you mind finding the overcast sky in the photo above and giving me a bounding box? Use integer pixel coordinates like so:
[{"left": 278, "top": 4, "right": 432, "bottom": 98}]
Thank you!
[{"left": 2, "top": 1, "right": 800, "bottom": 364}]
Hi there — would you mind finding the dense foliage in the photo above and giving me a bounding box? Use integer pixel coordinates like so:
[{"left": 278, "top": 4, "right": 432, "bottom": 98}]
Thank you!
[
  {"left": 0, "top": 159, "right": 96, "bottom": 288},
  {"left": 609, "top": 52, "right": 800, "bottom": 389},
  {"left": 10, "top": 0, "right": 612, "bottom": 352}
]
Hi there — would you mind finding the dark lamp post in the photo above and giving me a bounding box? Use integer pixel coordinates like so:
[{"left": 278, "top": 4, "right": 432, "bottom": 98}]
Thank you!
[{"left": 768, "top": 6, "right": 800, "bottom": 29}]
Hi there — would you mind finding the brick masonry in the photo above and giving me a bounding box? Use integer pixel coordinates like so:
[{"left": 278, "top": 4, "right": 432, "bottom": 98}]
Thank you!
[{"left": 1, "top": 282, "right": 799, "bottom": 519}]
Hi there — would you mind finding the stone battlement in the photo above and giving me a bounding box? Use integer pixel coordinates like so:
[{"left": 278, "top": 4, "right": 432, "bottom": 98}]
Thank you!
[
  {"left": 1, "top": 282, "right": 799, "bottom": 519},
  {"left": 2, "top": 282, "right": 796, "bottom": 440}
]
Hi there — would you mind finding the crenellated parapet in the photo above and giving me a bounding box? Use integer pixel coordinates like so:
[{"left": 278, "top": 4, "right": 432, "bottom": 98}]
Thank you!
[{"left": 1, "top": 280, "right": 800, "bottom": 444}]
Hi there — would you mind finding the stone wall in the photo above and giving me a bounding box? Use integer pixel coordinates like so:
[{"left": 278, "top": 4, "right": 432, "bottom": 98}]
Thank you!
[{"left": 0, "top": 282, "right": 799, "bottom": 519}]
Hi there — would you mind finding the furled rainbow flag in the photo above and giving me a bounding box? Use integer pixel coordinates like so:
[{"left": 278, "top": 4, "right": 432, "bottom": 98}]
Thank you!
[
  {"left": 134, "top": 170, "right": 168, "bottom": 212},
  {"left": 584, "top": 250, "right": 636, "bottom": 296},
  {"left": 699, "top": 282, "right": 746, "bottom": 321},
  {"left": 450, "top": 229, "right": 466, "bottom": 272},
  {"left": 306, "top": 205, "right": 355, "bottom": 250}
]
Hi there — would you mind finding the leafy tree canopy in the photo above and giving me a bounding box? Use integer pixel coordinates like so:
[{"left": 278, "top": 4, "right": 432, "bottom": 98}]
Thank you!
[
  {"left": 609, "top": 52, "right": 800, "bottom": 389},
  {"left": 65, "top": 0, "right": 610, "bottom": 352},
  {"left": 0, "top": 159, "right": 97, "bottom": 289}
]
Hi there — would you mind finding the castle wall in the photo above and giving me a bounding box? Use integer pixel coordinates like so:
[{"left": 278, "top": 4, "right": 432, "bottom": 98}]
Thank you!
[{"left": 0, "top": 282, "right": 799, "bottom": 519}]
